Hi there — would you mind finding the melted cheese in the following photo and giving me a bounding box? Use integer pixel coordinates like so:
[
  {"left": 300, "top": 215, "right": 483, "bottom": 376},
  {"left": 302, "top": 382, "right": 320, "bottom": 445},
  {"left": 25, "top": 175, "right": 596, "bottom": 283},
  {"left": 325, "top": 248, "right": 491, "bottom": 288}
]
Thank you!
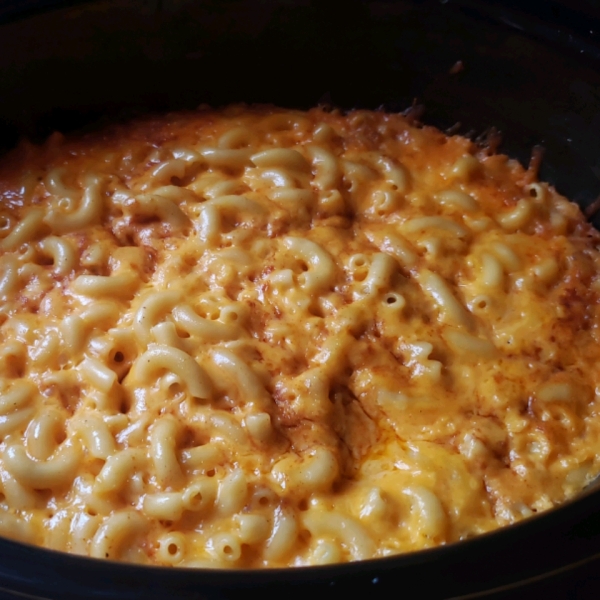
[{"left": 0, "top": 105, "right": 598, "bottom": 566}]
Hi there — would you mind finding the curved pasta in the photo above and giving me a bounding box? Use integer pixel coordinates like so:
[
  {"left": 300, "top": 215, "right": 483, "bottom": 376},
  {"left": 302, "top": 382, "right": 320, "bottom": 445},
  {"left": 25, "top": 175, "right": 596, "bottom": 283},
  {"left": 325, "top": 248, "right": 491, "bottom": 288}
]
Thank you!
[
  {"left": 71, "top": 414, "right": 116, "bottom": 460},
  {"left": 134, "top": 291, "right": 182, "bottom": 345},
  {"left": 0, "top": 208, "right": 46, "bottom": 251},
  {"left": 38, "top": 236, "right": 77, "bottom": 276},
  {"left": 157, "top": 532, "right": 186, "bottom": 564},
  {"left": 0, "top": 381, "right": 36, "bottom": 440},
  {"left": 134, "top": 193, "right": 191, "bottom": 229},
  {"left": 497, "top": 199, "right": 534, "bottom": 231},
  {"left": 376, "top": 155, "right": 408, "bottom": 192},
  {"left": 217, "top": 127, "right": 253, "bottom": 150},
  {"left": 208, "top": 532, "right": 242, "bottom": 563},
  {"left": 480, "top": 253, "right": 504, "bottom": 289},
  {"left": 131, "top": 344, "right": 213, "bottom": 400},
  {"left": 206, "top": 194, "right": 265, "bottom": 217},
  {"left": 0, "top": 511, "right": 36, "bottom": 544},
  {"left": 402, "top": 216, "right": 469, "bottom": 239},
  {"left": 436, "top": 190, "right": 478, "bottom": 212},
  {"left": 251, "top": 148, "right": 310, "bottom": 172},
  {"left": 94, "top": 448, "right": 147, "bottom": 494},
  {"left": 282, "top": 236, "right": 336, "bottom": 293},
  {"left": 443, "top": 329, "right": 497, "bottom": 359},
  {"left": 197, "top": 195, "right": 266, "bottom": 244},
  {"left": 403, "top": 486, "right": 447, "bottom": 542},
  {"left": 1, "top": 475, "right": 38, "bottom": 510},
  {"left": 144, "top": 493, "right": 184, "bottom": 521},
  {"left": 236, "top": 513, "right": 270, "bottom": 545},
  {"left": 148, "top": 158, "right": 188, "bottom": 185},
  {"left": 4, "top": 440, "right": 81, "bottom": 489},
  {"left": 90, "top": 510, "right": 148, "bottom": 560},
  {"left": 0, "top": 380, "right": 36, "bottom": 415},
  {"left": 0, "top": 408, "right": 35, "bottom": 439},
  {"left": 216, "top": 469, "right": 247, "bottom": 516},
  {"left": 0, "top": 255, "right": 19, "bottom": 296},
  {"left": 182, "top": 479, "right": 217, "bottom": 512},
  {"left": 301, "top": 511, "right": 375, "bottom": 561},
  {"left": 359, "top": 253, "right": 397, "bottom": 297},
  {"left": 25, "top": 408, "right": 65, "bottom": 460},
  {"left": 44, "top": 176, "right": 104, "bottom": 234},
  {"left": 172, "top": 305, "right": 241, "bottom": 343},
  {"left": 272, "top": 447, "right": 339, "bottom": 495},
  {"left": 200, "top": 148, "right": 253, "bottom": 169},
  {"left": 72, "top": 272, "right": 139, "bottom": 298},
  {"left": 180, "top": 443, "right": 223, "bottom": 473},
  {"left": 307, "top": 146, "right": 341, "bottom": 191},
  {"left": 77, "top": 356, "right": 117, "bottom": 393},
  {"left": 150, "top": 416, "right": 184, "bottom": 489},
  {"left": 264, "top": 508, "right": 297, "bottom": 563},
  {"left": 417, "top": 269, "right": 472, "bottom": 329},
  {"left": 209, "top": 349, "right": 271, "bottom": 410}
]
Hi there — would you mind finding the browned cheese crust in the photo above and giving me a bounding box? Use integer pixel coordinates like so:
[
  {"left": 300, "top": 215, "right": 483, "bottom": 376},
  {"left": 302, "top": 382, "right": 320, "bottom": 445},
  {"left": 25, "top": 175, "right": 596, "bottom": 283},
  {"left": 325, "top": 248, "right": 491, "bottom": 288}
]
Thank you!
[{"left": 0, "top": 105, "right": 597, "bottom": 566}]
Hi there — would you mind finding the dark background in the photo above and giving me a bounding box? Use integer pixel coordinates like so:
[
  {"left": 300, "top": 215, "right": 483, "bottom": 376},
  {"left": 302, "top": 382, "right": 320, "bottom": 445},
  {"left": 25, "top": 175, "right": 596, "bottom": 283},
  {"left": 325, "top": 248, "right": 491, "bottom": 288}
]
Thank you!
[{"left": 2, "top": 0, "right": 600, "bottom": 221}]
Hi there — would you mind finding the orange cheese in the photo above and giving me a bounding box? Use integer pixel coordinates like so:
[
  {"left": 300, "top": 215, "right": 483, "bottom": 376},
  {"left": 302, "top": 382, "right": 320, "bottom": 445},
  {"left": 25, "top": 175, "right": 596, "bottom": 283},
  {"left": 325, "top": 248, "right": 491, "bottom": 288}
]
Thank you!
[{"left": 0, "top": 105, "right": 597, "bottom": 566}]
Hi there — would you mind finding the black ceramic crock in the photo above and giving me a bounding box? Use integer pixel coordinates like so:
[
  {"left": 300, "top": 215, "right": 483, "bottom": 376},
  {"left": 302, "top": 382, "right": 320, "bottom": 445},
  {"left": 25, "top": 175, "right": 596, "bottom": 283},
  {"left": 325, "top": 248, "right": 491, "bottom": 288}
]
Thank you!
[{"left": 1, "top": 1, "right": 600, "bottom": 598}]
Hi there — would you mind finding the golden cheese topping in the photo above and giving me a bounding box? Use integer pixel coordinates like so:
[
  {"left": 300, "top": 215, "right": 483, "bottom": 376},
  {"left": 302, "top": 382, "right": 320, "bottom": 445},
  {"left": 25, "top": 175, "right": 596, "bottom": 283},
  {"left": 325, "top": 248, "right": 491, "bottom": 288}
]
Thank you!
[{"left": 0, "top": 105, "right": 599, "bottom": 566}]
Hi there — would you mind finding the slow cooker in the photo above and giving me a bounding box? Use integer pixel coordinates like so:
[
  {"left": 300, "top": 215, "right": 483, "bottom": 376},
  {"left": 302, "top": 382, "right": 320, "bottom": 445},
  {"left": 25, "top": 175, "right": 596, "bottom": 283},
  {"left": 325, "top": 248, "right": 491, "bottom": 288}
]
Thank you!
[{"left": 0, "top": 1, "right": 600, "bottom": 598}]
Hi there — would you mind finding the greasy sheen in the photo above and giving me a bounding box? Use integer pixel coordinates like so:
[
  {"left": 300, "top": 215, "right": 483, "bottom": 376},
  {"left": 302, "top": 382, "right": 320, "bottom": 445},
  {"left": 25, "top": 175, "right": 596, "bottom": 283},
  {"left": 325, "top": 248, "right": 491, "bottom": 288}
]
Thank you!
[{"left": 0, "top": 105, "right": 598, "bottom": 566}]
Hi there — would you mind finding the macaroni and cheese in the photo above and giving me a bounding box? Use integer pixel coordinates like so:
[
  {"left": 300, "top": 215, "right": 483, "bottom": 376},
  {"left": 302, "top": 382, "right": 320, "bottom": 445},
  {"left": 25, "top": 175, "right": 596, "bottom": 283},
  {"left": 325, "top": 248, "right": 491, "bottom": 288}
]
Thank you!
[{"left": 0, "top": 105, "right": 598, "bottom": 567}]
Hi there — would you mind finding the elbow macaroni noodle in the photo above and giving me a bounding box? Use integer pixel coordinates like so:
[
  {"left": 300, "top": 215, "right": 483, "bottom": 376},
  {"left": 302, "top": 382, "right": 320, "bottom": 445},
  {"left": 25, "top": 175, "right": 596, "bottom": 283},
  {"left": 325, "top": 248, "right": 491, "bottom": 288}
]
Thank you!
[{"left": 0, "top": 105, "right": 598, "bottom": 566}]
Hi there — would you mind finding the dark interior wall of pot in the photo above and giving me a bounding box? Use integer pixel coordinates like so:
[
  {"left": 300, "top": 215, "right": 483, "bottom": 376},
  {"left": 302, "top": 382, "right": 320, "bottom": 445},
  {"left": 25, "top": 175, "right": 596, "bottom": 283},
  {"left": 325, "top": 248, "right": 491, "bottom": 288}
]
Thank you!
[
  {"left": 0, "top": 0, "right": 599, "bottom": 212},
  {"left": 1, "top": 0, "right": 600, "bottom": 227}
]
